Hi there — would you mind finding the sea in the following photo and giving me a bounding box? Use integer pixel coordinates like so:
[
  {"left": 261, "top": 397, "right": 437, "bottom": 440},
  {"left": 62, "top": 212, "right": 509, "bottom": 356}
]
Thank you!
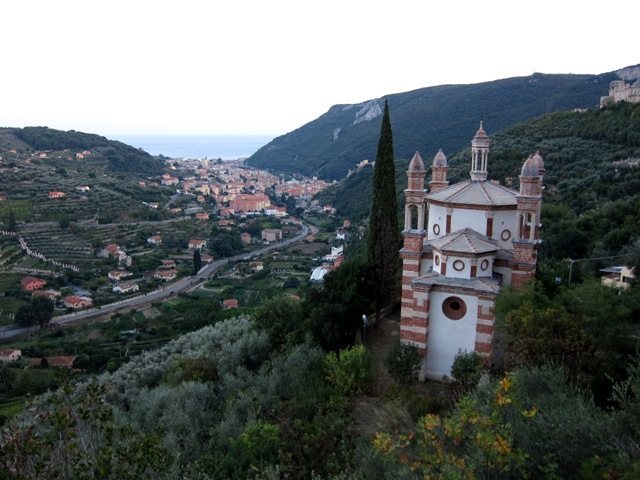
[{"left": 111, "top": 134, "right": 275, "bottom": 160}]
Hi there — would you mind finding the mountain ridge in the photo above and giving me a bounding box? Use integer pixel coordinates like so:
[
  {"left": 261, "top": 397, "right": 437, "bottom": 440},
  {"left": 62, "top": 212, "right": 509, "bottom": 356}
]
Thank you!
[{"left": 247, "top": 67, "right": 640, "bottom": 180}]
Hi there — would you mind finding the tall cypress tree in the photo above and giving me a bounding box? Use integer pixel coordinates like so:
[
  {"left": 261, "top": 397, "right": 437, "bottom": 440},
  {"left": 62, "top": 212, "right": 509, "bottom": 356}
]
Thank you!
[
  {"left": 367, "top": 99, "right": 399, "bottom": 322},
  {"left": 193, "top": 249, "right": 202, "bottom": 274}
]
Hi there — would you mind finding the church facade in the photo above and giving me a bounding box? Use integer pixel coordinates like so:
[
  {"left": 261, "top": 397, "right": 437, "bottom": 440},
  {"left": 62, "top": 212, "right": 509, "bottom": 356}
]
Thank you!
[{"left": 400, "top": 123, "right": 544, "bottom": 379}]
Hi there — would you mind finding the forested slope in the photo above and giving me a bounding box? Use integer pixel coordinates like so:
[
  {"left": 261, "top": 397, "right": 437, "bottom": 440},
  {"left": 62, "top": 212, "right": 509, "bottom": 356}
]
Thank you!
[
  {"left": 248, "top": 70, "right": 621, "bottom": 179},
  {"left": 320, "top": 102, "right": 640, "bottom": 263}
]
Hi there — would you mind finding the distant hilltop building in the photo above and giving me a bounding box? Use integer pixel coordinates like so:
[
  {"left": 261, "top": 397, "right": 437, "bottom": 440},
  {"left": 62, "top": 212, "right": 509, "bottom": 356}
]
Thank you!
[
  {"left": 400, "top": 123, "right": 544, "bottom": 380},
  {"left": 600, "top": 80, "right": 640, "bottom": 107}
]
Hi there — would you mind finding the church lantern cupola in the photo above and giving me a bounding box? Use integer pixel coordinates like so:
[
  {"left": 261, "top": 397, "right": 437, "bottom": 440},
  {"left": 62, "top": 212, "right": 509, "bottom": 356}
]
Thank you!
[
  {"left": 470, "top": 121, "right": 491, "bottom": 181},
  {"left": 429, "top": 148, "right": 449, "bottom": 193}
]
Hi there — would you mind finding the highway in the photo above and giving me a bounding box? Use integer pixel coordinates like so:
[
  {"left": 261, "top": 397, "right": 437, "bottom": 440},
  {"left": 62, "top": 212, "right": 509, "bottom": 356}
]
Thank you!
[{"left": 0, "top": 223, "right": 313, "bottom": 340}]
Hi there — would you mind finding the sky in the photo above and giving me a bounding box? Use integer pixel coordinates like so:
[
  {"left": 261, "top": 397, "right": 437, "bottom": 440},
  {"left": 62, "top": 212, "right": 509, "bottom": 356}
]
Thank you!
[{"left": 1, "top": 0, "right": 638, "bottom": 137}]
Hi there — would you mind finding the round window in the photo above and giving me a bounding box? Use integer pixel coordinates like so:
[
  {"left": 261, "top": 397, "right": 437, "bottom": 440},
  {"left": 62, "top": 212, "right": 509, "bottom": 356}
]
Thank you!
[
  {"left": 501, "top": 229, "right": 511, "bottom": 241},
  {"left": 442, "top": 296, "right": 467, "bottom": 320},
  {"left": 481, "top": 259, "right": 489, "bottom": 271},
  {"left": 434, "top": 255, "right": 440, "bottom": 266},
  {"left": 453, "top": 260, "right": 465, "bottom": 271},
  {"left": 433, "top": 224, "right": 440, "bottom": 235}
]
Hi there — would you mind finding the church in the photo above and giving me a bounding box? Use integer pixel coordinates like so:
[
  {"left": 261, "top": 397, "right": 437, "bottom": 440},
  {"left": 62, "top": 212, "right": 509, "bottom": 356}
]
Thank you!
[{"left": 399, "top": 123, "right": 543, "bottom": 379}]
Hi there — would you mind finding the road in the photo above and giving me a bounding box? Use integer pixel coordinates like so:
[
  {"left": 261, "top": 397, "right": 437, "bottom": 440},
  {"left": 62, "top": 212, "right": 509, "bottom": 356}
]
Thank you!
[{"left": 0, "top": 223, "right": 313, "bottom": 340}]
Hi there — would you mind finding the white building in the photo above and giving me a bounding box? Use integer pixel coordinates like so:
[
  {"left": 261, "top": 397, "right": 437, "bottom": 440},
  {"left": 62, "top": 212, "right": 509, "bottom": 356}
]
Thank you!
[{"left": 400, "top": 124, "right": 543, "bottom": 380}]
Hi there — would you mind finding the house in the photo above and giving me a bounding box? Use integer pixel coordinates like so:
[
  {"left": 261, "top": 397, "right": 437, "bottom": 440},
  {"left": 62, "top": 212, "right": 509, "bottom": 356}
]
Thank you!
[
  {"left": 195, "top": 212, "right": 210, "bottom": 221},
  {"left": 188, "top": 239, "right": 207, "bottom": 250},
  {"left": 261, "top": 228, "right": 282, "bottom": 243},
  {"left": 310, "top": 266, "right": 331, "bottom": 282},
  {"left": 76, "top": 185, "right": 90, "bottom": 193},
  {"left": 0, "top": 349, "right": 22, "bottom": 363},
  {"left": 201, "top": 254, "right": 214, "bottom": 263},
  {"left": 218, "top": 219, "right": 234, "bottom": 229},
  {"left": 250, "top": 261, "right": 264, "bottom": 272},
  {"left": 240, "top": 232, "right": 252, "bottom": 245},
  {"left": 400, "top": 124, "right": 543, "bottom": 380},
  {"left": 0, "top": 193, "right": 7, "bottom": 201},
  {"left": 154, "top": 269, "right": 177, "bottom": 281},
  {"left": 32, "top": 289, "right": 61, "bottom": 300},
  {"left": 64, "top": 295, "right": 93, "bottom": 309},
  {"left": 222, "top": 298, "right": 239, "bottom": 309},
  {"left": 323, "top": 205, "right": 336, "bottom": 215},
  {"left": 21, "top": 276, "right": 47, "bottom": 291},
  {"left": 161, "top": 174, "right": 179, "bottom": 186},
  {"left": 105, "top": 243, "right": 122, "bottom": 257},
  {"left": 219, "top": 207, "right": 234, "bottom": 217},
  {"left": 160, "top": 259, "right": 176, "bottom": 269},
  {"left": 46, "top": 356, "right": 76, "bottom": 369},
  {"left": 230, "top": 193, "right": 270, "bottom": 212},
  {"left": 118, "top": 253, "right": 132, "bottom": 268},
  {"left": 600, "top": 266, "right": 635, "bottom": 290},
  {"left": 600, "top": 80, "right": 640, "bottom": 107},
  {"left": 48, "top": 191, "right": 65, "bottom": 199},
  {"left": 147, "top": 235, "right": 162, "bottom": 246},
  {"left": 113, "top": 282, "right": 139, "bottom": 294},
  {"left": 264, "top": 206, "right": 288, "bottom": 218},
  {"left": 108, "top": 270, "right": 132, "bottom": 282}
]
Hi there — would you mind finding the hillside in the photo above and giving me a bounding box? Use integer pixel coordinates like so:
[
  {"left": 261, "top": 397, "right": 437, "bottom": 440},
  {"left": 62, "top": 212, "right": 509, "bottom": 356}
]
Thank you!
[
  {"left": 319, "top": 102, "right": 640, "bottom": 263},
  {"left": 247, "top": 69, "right": 634, "bottom": 180},
  {"left": 0, "top": 127, "right": 171, "bottom": 224},
  {"left": 2, "top": 127, "right": 163, "bottom": 175}
]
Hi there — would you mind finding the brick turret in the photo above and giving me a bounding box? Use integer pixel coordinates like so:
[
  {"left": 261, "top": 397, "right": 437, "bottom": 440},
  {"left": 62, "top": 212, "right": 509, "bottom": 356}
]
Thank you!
[
  {"left": 429, "top": 148, "right": 449, "bottom": 193},
  {"left": 512, "top": 153, "right": 544, "bottom": 287}
]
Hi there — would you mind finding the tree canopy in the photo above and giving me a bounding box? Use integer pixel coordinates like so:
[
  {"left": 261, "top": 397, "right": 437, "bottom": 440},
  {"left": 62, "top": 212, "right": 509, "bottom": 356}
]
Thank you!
[{"left": 367, "top": 99, "right": 399, "bottom": 320}]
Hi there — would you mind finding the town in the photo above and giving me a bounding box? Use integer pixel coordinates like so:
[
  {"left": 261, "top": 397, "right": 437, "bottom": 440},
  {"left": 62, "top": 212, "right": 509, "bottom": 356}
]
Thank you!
[{"left": 0, "top": 151, "right": 355, "bottom": 332}]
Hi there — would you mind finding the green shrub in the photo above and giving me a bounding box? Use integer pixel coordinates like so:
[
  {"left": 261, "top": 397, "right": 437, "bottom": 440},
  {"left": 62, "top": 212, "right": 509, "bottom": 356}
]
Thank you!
[
  {"left": 325, "top": 345, "right": 374, "bottom": 396},
  {"left": 385, "top": 343, "right": 421, "bottom": 385},
  {"left": 451, "top": 350, "right": 484, "bottom": 392}
]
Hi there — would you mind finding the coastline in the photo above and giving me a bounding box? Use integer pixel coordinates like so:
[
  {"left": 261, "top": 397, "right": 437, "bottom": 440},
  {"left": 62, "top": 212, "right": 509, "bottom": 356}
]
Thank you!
[{"left": 110, "top": 134, "right": 275, "bottom": 160}]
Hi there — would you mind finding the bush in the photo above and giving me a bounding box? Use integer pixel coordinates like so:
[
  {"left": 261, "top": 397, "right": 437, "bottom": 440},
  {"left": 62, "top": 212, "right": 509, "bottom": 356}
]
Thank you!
[
  {"left": 451, "top": 350, "right": 484, "bottom": 392},
  {"left": 385, "top": 343, "right": 422, "bottom": 385},
  {"left": 325, "top": 345, "right": 374, "bottom": 396}
]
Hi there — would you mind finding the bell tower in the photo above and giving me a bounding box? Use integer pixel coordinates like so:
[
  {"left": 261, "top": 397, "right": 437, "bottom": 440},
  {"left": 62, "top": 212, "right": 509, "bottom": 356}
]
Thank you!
[{"left": 401, "top": 152, "right": 428, "bottom": 352}]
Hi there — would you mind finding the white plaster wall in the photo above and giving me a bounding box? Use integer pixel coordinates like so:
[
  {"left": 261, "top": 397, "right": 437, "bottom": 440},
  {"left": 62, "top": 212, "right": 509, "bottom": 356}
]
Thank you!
[
  {"left": 493, "top": 210, "right": 518, "bottom": 248},
  {"left": 424, "top": 291, "right": 478, "bottom": 380},
  {"left": 445, "top": 255, "right": 471, "bottom": 279},
  {"left": 429, "top": 205, "right": 518, "bottom": 245},
  {"left": 433, "top": 253, "right": 442, "bottom": 275},
  {"left": 419, "top": 257, "right": 433, "bottom": 276},
  {"left": 477, "top": 255, "right": 494, "bottom": 277},
  {"left": 427, "top": 204, "right": 447, "bottom": 240},
  {"left": 450, "top": 207, "right": 486, "bottom": 234}
]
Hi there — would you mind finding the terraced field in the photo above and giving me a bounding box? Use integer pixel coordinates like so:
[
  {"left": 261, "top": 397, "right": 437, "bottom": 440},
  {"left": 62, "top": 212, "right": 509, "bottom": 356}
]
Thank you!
[
  {"left": 1, "top": 153, "right": 174, "bottom": 225},
  {"left": 21, "top": 229, "right": 93, "bottom": 265}
]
